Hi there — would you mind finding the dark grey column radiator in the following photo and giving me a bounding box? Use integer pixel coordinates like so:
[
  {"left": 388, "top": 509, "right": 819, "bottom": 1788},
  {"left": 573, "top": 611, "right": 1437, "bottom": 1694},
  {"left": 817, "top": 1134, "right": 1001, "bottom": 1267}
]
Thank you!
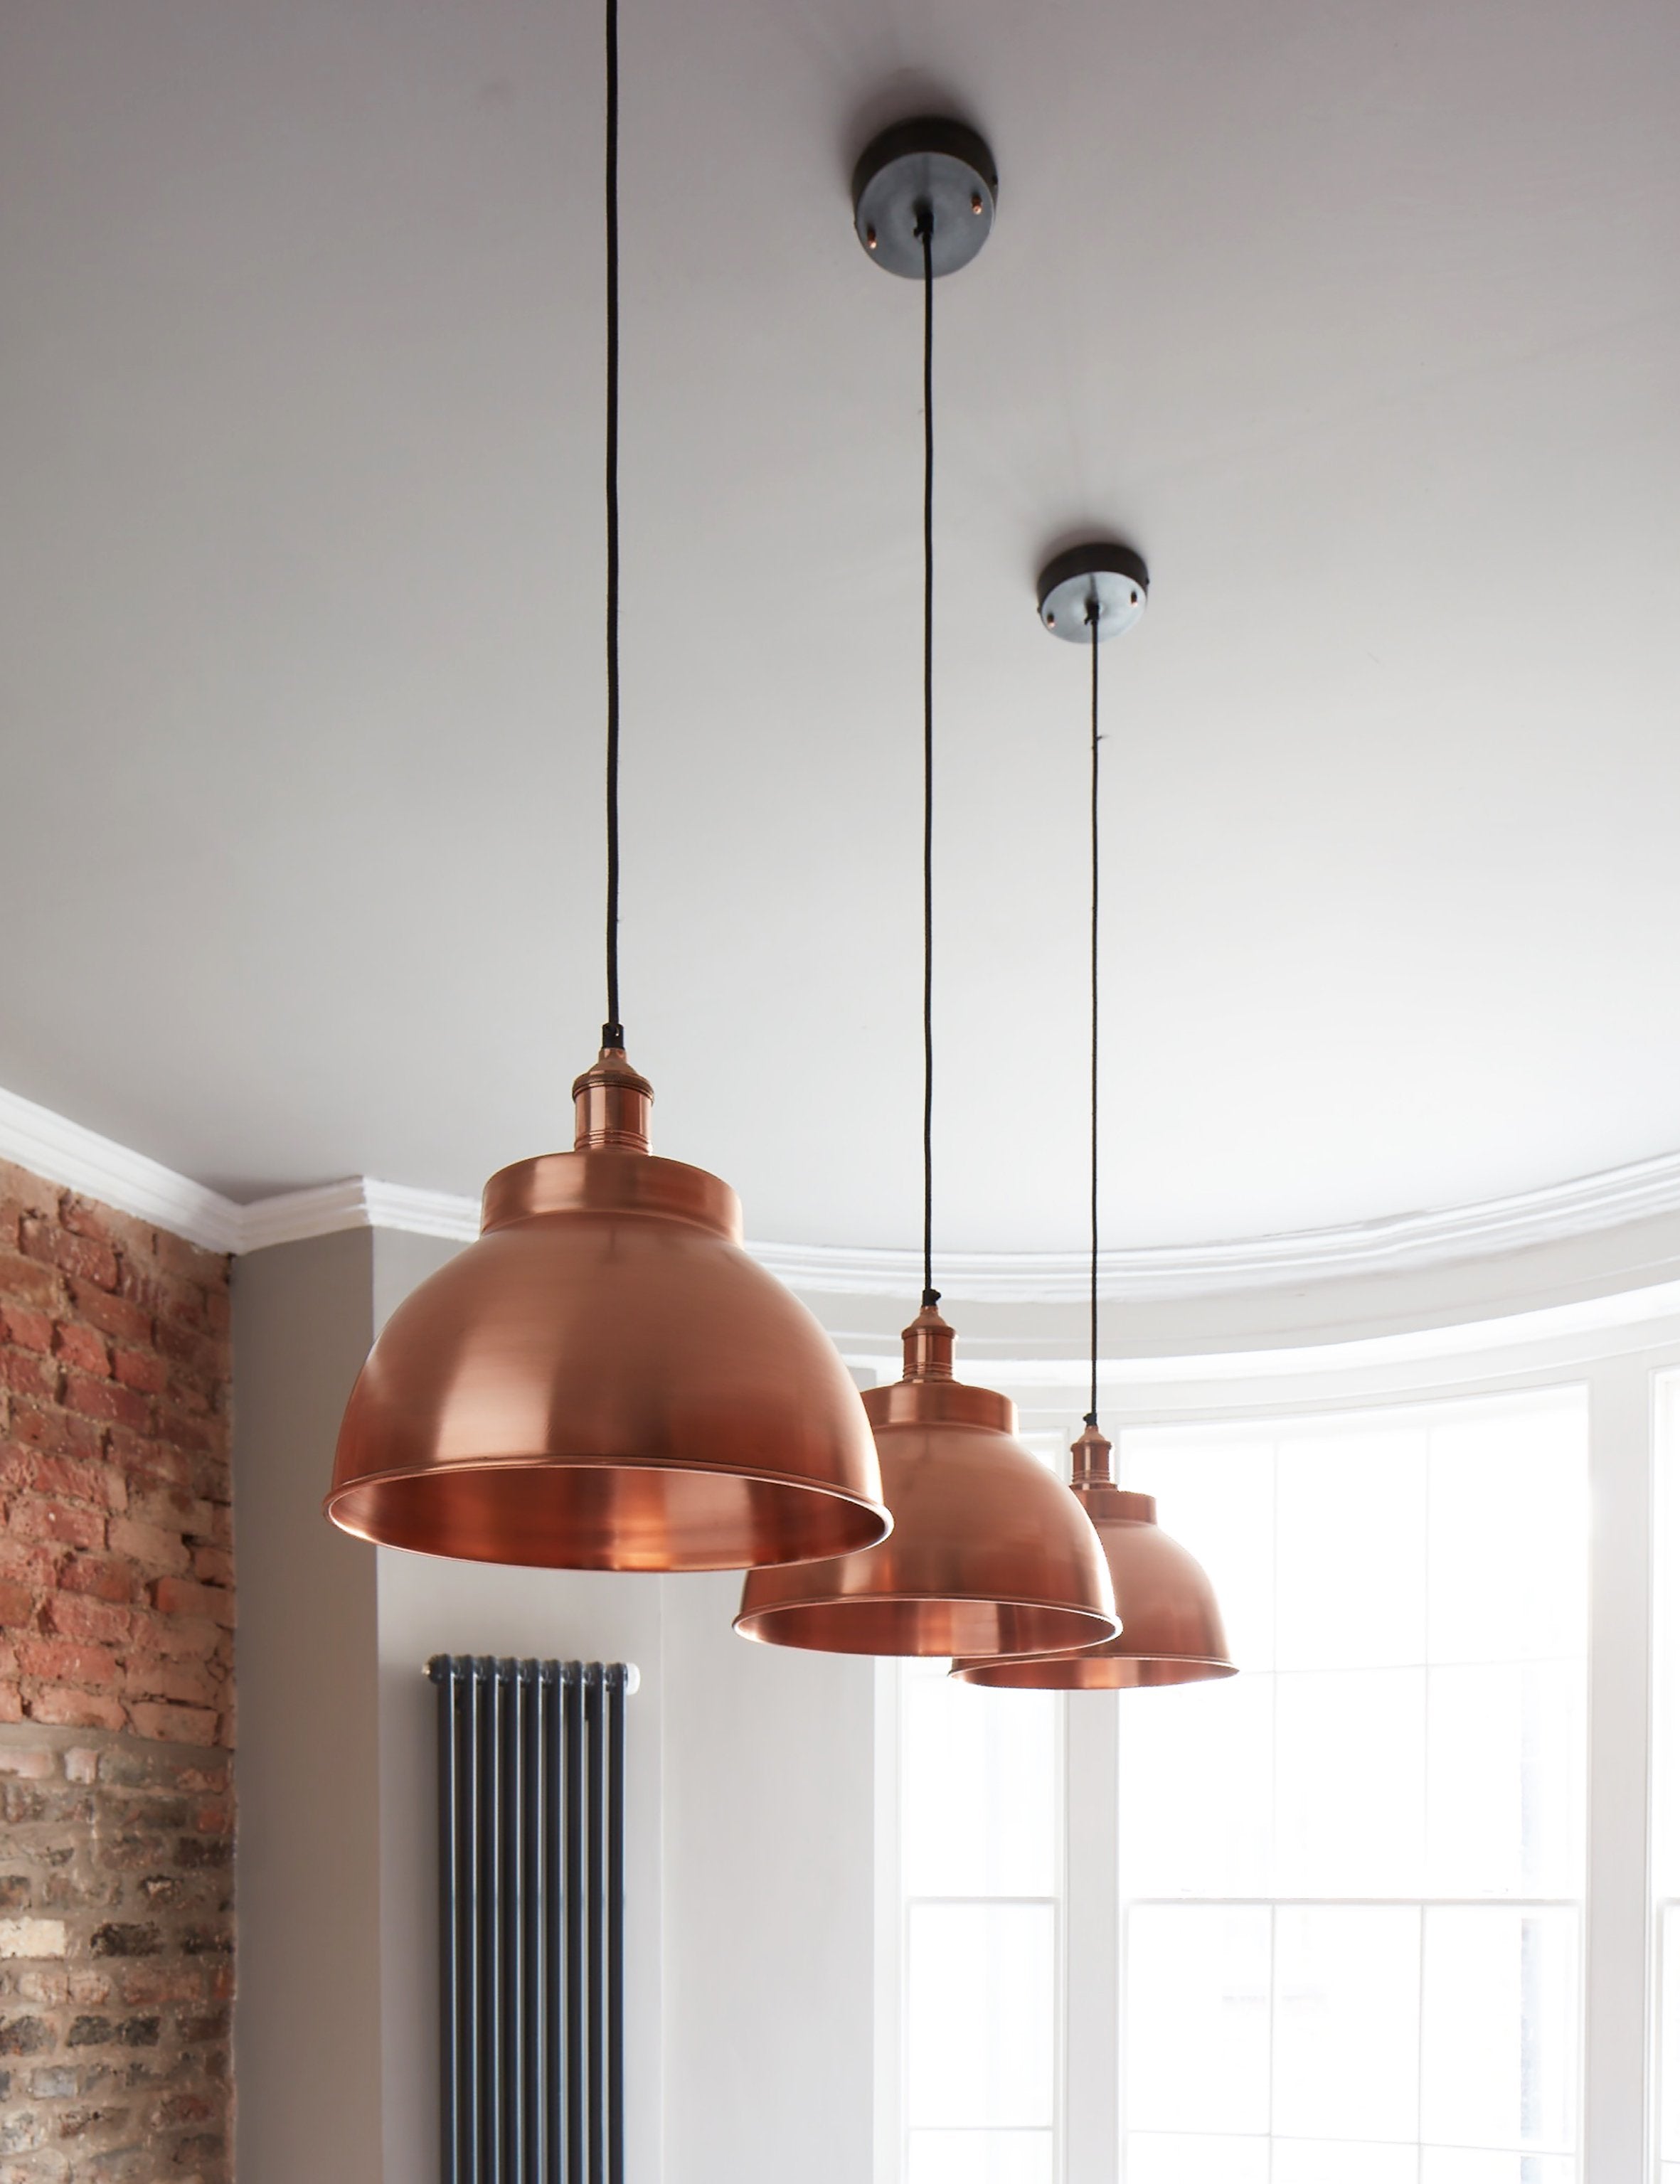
[{"left": 429, "top": 1656, "right": 629, "bottom": 2184}]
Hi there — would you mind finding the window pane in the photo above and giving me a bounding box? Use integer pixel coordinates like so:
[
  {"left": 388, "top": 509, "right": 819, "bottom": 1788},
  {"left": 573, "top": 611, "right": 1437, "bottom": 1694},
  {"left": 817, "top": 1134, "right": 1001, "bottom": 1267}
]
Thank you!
[
  {"left": 1272, "top": 1907, "right": 1420, "bottom": 2142},
  {"left": 1420, "top": 1906, "right": 1578, "bottom": 2153},
  {"left": 1272, "top": 2142, "right": 1417, "bottom": 2184},
  {"left": 1665, "top": 1909, "right": 1680, "bottom": 2162},
  {"left": 1125, "top": 1906, "right": 1270, "bottom": 2135},
  {"left": 907, "top": 2131, "right": 1053, "bottom": 2184},
  {"left": 1274, "top": 1668, "right": 1425, "bottom": 1898},
  {"left": 902, "top": 1659, "right": 1059, "bottom": 1898},
  {"left": 1117, "top": 1672, "right": 1275, "bottom": 1900},
  {"left": 907, "top": 1904, "right": 1056, "bottom": 2129},
  {"left": 1427, "top": 1397, "right": 1586, "bottom": 1666},
  {"left": 1274, "top": 1425, "right": 1426, "bottom": 1670},
  {"left": 1122, "top": 1427, "right": 1275, "bottom": 1671},
  {"left": 1420, "top": 2155, "right": 1574, "bottom": 2184},
  {"left": 1425, "top": 1663, "right": 1584, "bottom": 1899},
  {"left": 1125, "top": 2134, "right": 1270, "bottom": 2184}
]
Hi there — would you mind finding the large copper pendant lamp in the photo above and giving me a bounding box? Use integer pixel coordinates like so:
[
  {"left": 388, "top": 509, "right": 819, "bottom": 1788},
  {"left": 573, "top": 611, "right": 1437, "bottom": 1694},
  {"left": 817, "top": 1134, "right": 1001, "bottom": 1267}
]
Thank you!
[
  {"left": 323, "top": 1, "right": 890, "bottom": 1573},
  {"left": 954, "top": 549, "right": 1233, "bottom": 1688},
  {"left": 733, "top": 131, "right": 1117, "bottom": 1658}
]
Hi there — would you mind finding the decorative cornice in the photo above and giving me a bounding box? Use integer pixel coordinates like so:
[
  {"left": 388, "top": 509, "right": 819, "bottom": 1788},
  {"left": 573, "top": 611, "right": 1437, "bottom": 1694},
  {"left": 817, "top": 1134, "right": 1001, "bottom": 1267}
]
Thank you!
[
  {"left": 6, "top": 1079, "right": 1680, "bottom": 1301},
  {"left": 755, "top": 1145, "right": 1680, "bottom": 1299},
  {"left": 0, "top": 1085, "right": 244, "bottom": 1253}
]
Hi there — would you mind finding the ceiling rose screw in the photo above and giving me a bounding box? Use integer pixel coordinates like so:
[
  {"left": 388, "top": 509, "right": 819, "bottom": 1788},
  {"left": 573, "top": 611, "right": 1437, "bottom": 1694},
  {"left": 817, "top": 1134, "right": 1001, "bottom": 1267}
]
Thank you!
[
  {"left": 1036, "top": 542, "right": 1151, "bottom": 644},
  {"left": 971, "top": 192, "right": 983, "bottom": 213},
  {"left": 866, "top": 225, "right": 878, "bottom": 250}
]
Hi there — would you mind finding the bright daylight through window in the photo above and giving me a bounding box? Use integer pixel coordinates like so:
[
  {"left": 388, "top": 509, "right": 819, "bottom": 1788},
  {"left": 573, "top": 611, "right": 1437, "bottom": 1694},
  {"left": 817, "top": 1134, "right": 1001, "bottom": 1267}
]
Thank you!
[{"left": 893, "top": 1385, "right": 1590, "bottom": 2184}]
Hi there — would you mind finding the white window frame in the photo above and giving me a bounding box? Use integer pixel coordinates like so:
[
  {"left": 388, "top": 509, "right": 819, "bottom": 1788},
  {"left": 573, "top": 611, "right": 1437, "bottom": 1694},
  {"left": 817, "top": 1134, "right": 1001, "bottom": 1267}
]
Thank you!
[{"left": 874, "top": 1307, "right": 1677, "bottom": 2184}]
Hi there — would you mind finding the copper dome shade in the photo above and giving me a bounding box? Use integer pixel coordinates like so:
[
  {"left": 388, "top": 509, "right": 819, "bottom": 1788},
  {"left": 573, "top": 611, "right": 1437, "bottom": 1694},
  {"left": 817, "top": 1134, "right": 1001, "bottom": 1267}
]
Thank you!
[
  {"left": 951, "top": 1424, "right": 1234, "bottom": 1689},
  {"left": 325, "top": 1051, "right": 891, "bottom": 1572},
  {"left": 733, "top": 1306, "right": 1118, "bottom": 1656}
]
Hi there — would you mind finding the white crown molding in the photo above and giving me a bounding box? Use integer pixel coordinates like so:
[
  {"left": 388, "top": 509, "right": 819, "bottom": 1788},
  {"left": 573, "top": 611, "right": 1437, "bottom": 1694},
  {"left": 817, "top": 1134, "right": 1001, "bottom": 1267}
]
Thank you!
[
  {"left": 755, "top": 1146, "right": 1680, "bottom": 1301},
  {"left": 6, "top": 1077, "right": 1680, "bottom": 1302},
  {"left": 0, "top": 1085, "right": 245, "bottom": 1253}
]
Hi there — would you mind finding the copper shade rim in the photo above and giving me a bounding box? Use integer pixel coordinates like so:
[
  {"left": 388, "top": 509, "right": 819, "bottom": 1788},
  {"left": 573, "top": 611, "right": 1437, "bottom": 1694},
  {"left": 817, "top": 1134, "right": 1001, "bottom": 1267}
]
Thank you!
[
  {"left": 324, "top": 1458, "right": 892, "bottom": 1553},
  {"left": 950, "top": 1646, "right": 1236, "bottom": 1678},
  {"left": 733, "top": 1589, "right": 1120, "bottom": 1654}
]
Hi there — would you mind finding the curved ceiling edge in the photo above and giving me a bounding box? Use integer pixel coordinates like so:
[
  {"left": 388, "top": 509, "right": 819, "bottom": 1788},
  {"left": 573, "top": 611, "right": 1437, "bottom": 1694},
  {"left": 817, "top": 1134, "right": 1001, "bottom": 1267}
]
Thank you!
[{"left": 6, "top": 1077, "right": 1680, "bottom": 1309}]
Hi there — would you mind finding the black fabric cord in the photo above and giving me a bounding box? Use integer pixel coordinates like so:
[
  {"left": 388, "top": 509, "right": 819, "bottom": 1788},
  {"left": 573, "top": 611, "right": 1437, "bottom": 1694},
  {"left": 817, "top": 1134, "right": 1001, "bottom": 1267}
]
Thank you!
[
  {"left": 1085, "top": 600, "right": 1101, "bottom": 1426},
  {"left": 918, "top": 215, "right": 939, "bottom": 1313},
  {"left": 602, "top": 0, "right": 623, "bottom": 1051}
]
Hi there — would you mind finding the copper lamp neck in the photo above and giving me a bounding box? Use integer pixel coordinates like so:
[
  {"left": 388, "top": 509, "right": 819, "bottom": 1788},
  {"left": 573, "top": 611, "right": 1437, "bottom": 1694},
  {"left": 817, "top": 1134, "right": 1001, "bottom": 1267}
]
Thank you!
[
  {"left": 1070, "top": 1420, "right": 1115, "bottom": 1489},
  {"left": 900, "top": 1303, "right": 957, "bottom": 1383},
  {"left": 572, "top": 1048, "right": 654, "bottom": 1153}
]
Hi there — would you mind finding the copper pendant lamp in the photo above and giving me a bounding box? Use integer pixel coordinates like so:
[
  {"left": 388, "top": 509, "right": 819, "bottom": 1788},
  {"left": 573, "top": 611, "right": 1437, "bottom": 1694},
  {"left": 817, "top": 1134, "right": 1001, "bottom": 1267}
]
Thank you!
[
  {"left": 323, "top": 1, "right": 890, "bottom": 1573},
  {"left": 954, "top": 549, "right": 1235, "bottom": 1690},
  {"left": 733, "top": 127, "right": 1117, "bottom": 1658}
]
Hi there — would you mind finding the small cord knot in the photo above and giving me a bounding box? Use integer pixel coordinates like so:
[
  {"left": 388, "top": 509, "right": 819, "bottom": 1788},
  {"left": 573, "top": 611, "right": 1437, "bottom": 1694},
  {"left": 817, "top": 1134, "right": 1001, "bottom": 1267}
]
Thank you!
[
  {"left": 601, "top": 1021, "right": 624, "bottom": 1050},
  {"left": 921, "top": 1287, "right": 941, "bottom": 1311}
]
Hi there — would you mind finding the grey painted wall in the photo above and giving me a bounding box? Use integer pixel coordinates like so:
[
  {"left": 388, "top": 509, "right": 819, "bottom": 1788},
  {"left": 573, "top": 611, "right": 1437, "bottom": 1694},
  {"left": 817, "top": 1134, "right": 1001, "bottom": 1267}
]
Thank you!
[{"left": 233, "top": 1228, "right": 383, "bottom": 2184}]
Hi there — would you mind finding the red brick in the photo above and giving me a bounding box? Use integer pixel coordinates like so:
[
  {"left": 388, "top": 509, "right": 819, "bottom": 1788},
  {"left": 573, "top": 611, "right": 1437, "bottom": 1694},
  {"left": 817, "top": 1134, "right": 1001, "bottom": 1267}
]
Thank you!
[
  {"left": 193, "top": 1456, "right": 233, "bottom": 1507},
  {"left": 68, "top": 1281, "right": 151, "bottom": 1346},
  {"left": 124, "top": 1657, "right": 223, "bottom": 1710},
  {"left": 0, "top": 1579, "right": 36, "bottom": 1628},
  {"left": 63, "top": 1374, "right": 150, "bottom": 1432},
  {"left": 191, "top": 1547, "right": 233, "bottom": 1589},
  {"left": 26, "top": 1685, "right": 124, "bottom": 1730},
  {"left": 205, "top": 1289, "right": 230, "bottom": 1336},
  {"left": 158, "top": 1404, "right": 222, "bottom": 1460},
  {"left": 19, "top": 1218, "right": 118, "bottom": 1291},
  {"left": 60, "top": 1195, "right": 156, "bottom": 1264},
  {"left": 128, "top": 1700, "right": 218, "bottom": 1746},
  {"left": 0, "top": 1348, "right": 60, "bottom": 1402},
  {"left": 57, "top": 1555, "right": 132, "bottom": 1605},
  {"left": 119, "top": 1961, "right": 203, "bottom": 2007},
  {"left": 41, "top": 1592, "right": 131, "bottom": 1646},
  {"left": 0, "top": 1687, "right": 23, "bottom": 1723},
  {"left": 112, "top": 1348, "right": 166, "bottom": 1395},
  {"left": 7, "top": 1497, "right": 105, "bottom": 1552},
  {"left": 106, "top": 1518, "right": 190, "bottom": 1577},
  {"left": 127, "top": 1610, "right": 220, "bottom": 1662},
  {"left": 0, "top": 1253, "right": 59, "bottom": 1309},
  {"left": 53, "top": 1321, "right": 110, "bottom": 1376},
  {"left": 150, "top": 1578, "right": 234, "bottom": 1629},
  {"left": 151, "top": 1228, "right": 223, "bottom": 1284},
  {"left": 166, "top": 1373, "right": 212, "bottom": 1416},
  {"left": 0, "top": 1541, "right": 58, "bottom": 1591},
  {"left": 0, "top": 1161, "right": 55, "bottom": 1220},
  {"left": 127, "top": 1481, "right": 216, "bottom": 1538},
  {"left": 4, "top": 1402, "right": 101, "bottom": 1461},
  {"left": 153, "top": 1318, "right": 229, "bottom": 1375},
  {"left": 30, "top": 1451, "right": 124, "bottom": 1512},
  {"left": 0, "top": 1303, "right": 53, "bottom": 1353},
  {"left": 105, "top": 1425, "right": 191, "bottom": 1491},
  {"left": 15, "top": 1636, "right": 120, "bottom": 1686}
]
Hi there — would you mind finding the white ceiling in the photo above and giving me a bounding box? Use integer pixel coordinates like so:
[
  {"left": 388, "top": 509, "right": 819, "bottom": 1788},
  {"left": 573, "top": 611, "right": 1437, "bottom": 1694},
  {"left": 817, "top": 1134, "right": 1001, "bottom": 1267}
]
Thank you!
[{"left": 3, "top": 0, "right": 1679, "bottom": 1256}]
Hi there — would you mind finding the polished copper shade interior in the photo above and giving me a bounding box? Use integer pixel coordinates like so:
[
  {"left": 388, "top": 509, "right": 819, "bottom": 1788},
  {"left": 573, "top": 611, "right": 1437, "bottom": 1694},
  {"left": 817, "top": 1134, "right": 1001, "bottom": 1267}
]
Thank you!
[
  {"left": 325, "top": 1050, "right": 890, "bottom": 1572},
  {"left": 951, "top": 1423, "right": 1234, "bottom": 1688},
  {"left": 733, "top": 1306, "right": 1118, "bottom": 1656}
]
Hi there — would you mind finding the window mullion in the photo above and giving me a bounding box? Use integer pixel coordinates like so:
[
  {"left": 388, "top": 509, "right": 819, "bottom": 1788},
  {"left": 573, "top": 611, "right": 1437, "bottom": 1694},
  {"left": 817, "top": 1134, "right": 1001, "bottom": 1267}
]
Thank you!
[
  {"left": 1584, "top": 1354, "right": 1656, "bottom": 2180},
  {"left": 1063, "top": 1688, "right": 1121, "bottom": 2184}
]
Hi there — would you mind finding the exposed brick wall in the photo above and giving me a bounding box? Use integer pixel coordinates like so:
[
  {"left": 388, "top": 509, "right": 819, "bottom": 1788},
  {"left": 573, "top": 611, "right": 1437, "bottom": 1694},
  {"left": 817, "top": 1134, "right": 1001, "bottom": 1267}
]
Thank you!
[
  {"left": 0, "top": 1163, "right": 233, "bottom": 2180},
  {"left": 0, "top": 1727, "right": 233, "bottom": 2183},
  {"left": 0, "top": 1161, "right": 233, "bottom": 1747}
]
